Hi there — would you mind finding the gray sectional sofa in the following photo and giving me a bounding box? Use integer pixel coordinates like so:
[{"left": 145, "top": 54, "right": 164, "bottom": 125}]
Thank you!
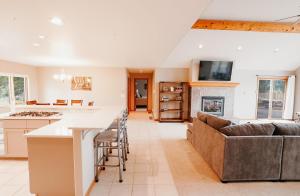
[{"left": 187, "top": 112, "right": 300, "bottom": 182}]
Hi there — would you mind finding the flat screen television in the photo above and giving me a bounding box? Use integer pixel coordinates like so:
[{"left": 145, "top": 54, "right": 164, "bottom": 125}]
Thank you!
[{"left": 198, "top": 61, "right": 233, "bottom": 81}]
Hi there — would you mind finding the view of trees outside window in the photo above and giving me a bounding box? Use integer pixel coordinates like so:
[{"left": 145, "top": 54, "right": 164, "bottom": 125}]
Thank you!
[
  {"left": 13, "top": 76, "right": 26, "bottom": 104},
  {"left": 257, "top": 79, "right": 286, "bottom": 119},
  {"left": 0, "top": 76, "right": 10, "bottom": 105},
  {"left": 0, "top": 75, "right": 27, "bottom": 105}
]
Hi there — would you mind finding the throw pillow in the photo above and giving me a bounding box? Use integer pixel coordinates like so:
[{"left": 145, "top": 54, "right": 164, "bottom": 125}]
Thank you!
[
  {"left": 197, "top": 112, "right": 208, "bottom": 123},
  {"left": 206, "top": 115, "right": 231, "bottom": 130}
]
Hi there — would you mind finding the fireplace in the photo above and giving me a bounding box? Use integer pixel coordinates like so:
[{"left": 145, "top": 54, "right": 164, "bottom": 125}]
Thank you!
[{"left": 201, "top": 96, "right": 225, "bottom": 116}]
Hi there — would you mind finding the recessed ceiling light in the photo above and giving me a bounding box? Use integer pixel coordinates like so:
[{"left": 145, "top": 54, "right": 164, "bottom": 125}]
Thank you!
[
  {"left": 32, "top": 43, "right": 40, "bottom": 47},
  {"left": 50, "top": 17, "right": 64, "bottom": 26},
  {"left": 237, "top": 46, "right": 243, "bottom": 51},
  {"left": 198, "top": 44, "right": 203, "bottom": 49},
  {"left": 274, "top": 48, "right": 280, "bottom": 53},
  {"left": 38, "top": 35, "right": 45, "bottom": 39}
]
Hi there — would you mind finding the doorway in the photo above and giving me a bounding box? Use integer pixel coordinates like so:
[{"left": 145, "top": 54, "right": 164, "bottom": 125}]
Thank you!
[
  {"left": 135, "top": 79, "right": 148, "bottom": 111},
  {"left": 256, "top": 77, "right": 287, "bottom": 119},
  {"left": 127, "top": 71, "right": 153, "bottom": 113}
]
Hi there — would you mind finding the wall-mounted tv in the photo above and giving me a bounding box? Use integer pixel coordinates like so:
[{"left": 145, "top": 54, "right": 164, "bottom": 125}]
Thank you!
[{"left": 198, "top": 61, "right": 233, "bottom": 81}]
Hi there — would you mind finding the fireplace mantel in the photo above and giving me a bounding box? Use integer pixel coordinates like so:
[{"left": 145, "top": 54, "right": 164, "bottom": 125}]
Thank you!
[{"left": 189, "top": 81, "right": 240, "bottom": 87}]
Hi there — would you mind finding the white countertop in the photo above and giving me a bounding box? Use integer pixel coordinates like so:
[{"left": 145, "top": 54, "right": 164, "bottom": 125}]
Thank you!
[{"left": 25, "top": 106, "right": 123, "bottom": 138}]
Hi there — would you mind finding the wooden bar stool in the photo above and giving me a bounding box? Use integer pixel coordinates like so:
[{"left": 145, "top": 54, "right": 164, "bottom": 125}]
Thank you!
[
  {"left": 53, "top": 99, "right": 68, "bottom": 106},
  {"left": 26, "top": 100, "right": 37, "bottom": 105},
  {"left": 71, "top": 100, "right": 83, "bottom": 106}
]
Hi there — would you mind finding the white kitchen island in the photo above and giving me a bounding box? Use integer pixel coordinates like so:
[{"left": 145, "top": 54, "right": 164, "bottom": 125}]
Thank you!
[{"left": 25, "top": 106, "right": 123, "bottom": 196}]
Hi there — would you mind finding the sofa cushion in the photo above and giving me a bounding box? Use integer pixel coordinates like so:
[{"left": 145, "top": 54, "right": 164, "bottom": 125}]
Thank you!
[
  {"left": 273, "top": 123, "right": 300, "bottom": 135},
  {"left": 206, "top": 115, "right": 231, "bottom": 130},
  {"left": 219, "top": 123, "right": 275, "bottom": 136},
  {"left": 197, "top": 112, "right": 208, "bottom": 123}
]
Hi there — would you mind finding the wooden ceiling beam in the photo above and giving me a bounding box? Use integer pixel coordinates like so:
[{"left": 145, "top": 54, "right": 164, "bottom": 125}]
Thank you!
[{"left": 192, "top": 19, "right": 300, "bottom": 33}]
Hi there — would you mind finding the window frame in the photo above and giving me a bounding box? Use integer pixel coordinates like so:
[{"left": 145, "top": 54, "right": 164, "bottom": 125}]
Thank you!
[
  {"left": 256, "top": 76, "right": 288, "bottom": 120},
  {"left": 0, "top": 72, "right": 29, "bottom": 106}
]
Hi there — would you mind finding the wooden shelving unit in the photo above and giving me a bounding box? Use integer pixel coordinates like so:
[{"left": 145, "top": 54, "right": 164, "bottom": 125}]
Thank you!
[{"left": 159, "top": 82, "right": 188, "bottom": 122}]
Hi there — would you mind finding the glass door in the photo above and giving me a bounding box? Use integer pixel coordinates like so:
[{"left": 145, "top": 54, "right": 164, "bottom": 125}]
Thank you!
[{"left": 257, "top": 78, "right": 286, "bottom": 119}]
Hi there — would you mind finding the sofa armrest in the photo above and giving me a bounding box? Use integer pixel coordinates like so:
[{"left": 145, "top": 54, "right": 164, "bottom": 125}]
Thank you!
[
  {"left": 222, "top": 136, "right": 283, "bottom": 181},
  {"left": 281, "top": 136, "right": 300, "bottom": 180},
  {"left": 192, "top": 119, "right": 226, "bottom": 179}
]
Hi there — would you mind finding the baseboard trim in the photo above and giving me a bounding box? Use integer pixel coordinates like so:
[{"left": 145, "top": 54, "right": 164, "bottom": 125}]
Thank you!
[
  {"left": 0, "top": 156, "right": 28, "bottom": 160},
  {"left": 85, "top": 180, "right": 96, "bottom": 196}
]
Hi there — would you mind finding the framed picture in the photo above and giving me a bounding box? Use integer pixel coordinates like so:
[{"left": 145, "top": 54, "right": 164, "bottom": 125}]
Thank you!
[{"left": 71, "top": 76, "right": 92, "bottom": 91}]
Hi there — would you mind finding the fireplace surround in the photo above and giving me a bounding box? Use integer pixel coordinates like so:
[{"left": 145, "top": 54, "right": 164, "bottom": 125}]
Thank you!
[{"left": 190, "top": 86, "right": 235, "bottom": 119}]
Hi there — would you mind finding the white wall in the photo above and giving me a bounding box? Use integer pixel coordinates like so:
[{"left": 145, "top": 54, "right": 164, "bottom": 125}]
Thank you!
[
  {"left": 0, "top": 60, "right": 39, "bottom": 113},
  {"left": 153, "top": 68, "right": 189, "bottom": 119},
  {"left": 189, "top": 63, "right": 295, "bottom": 119},
  {"left": 232, "top": 69, "right": 295, "bottom": 119},
  {"left": 294, "top": 67, "right": 300, "bottom": 118},
  {"left": 37, "top": 67, "right": 127, "bottom": 107}
]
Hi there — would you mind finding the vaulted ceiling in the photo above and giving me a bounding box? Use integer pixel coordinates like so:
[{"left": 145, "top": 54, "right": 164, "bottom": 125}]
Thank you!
[
  {"left": 1, "top": 0, "right": 300, "bottom": 70},
  {"left": 163, "top": 0, "right": 300, "bottom": 70}
]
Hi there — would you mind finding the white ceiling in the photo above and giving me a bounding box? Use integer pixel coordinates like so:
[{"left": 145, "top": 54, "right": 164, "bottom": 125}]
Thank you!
[
  {"left": 0, "top": 0, "right": 211, "bottom": 67},
  {"left": 162, "top": 0, "right": 300, "bottom": 71},
  {"left": 1, "top": 0, "right": 300, "bottom": 70},
  {"left": 201, "top": 0, "right": 300, "bottom": 22},
  {"left": 162, "top": 30, "right": 300, "bottom": 71}
]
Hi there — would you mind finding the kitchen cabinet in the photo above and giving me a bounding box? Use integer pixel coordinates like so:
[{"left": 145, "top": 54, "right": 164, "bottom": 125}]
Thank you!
[{"left": 3, "top": 119, "right": 55, "bottom": 158}]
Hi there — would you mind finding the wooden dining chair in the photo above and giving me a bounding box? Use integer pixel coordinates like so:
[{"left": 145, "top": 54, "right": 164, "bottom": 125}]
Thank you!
[
  {"left": 53, "top": 99, "right": 68, "bottom": 106},
  {"left": 88, "top": 101, "right": 94, "bottom": 106},
  {"left": 36, "top": 103, "right": 51, "bottom": 105},
  {"left": 56, "top": 99, "right": 68, "bottom": 104},
  {"left": 26, "top": 100, "right": 37, "bottom": 105},
  {"left": 71, "top": 100, "right": 83, "bottom": 106}
]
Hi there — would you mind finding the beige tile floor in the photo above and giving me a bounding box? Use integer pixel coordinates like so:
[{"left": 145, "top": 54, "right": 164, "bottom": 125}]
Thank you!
[
  {"left": 0, "top": 160, "right": 33, "bottom": 195},
  {"left": 0, "top": 112, "right": 299, "bottom": 196},
  {"left": 90, "top": 112, "right": 300, "bottom": 196}
]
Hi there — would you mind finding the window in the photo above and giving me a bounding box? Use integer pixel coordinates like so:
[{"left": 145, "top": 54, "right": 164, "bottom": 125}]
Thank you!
[
  {"left": 0, "top": 74, "right": 28, "bottom": 105},
  {"left": 0, "top": 75, "right": 10, "bottom": 105},
  {"left": 256, "top": 77, "right": 287, "bottom": 119},
  {"left": 13, "top": 76, "right": 27, "bottom": 105}
]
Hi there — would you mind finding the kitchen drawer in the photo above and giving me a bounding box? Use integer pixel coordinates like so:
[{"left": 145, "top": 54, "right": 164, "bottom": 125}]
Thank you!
[
  {"left": 27, "top": 120, "right": 50, "bottom": 129},
  {"left": 3, "top": 120, "right": 26, "bottom": 129}
]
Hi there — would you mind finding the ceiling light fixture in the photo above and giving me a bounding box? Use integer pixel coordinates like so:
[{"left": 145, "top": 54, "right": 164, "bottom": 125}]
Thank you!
[
  {"left": 198, "top": 44, "right": 203, "bottom": 49},
  {"left": 50, "top": 17, "right": 64, "bottom": 26},
  {"left": 38, "top": 35, "right": 46, "bottom": 39},
  {"left": 53, "top": 69, "right": 72, "bottom": 82},
  {"left": 237, "top": 46, "right": 243, "bottom": 51},
  {"left": 32, "top": 43, "right": 40, "bottom": 47}
]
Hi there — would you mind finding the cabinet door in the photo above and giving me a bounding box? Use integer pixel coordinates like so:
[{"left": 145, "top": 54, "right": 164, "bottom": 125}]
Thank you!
[{"left": 5, "top": 129, "right": 28, "bottom": 157}]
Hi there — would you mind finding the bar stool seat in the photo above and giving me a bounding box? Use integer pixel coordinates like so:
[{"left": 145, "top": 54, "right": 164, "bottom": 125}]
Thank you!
[{"left": 94, "top": 131, "right": 117, "bottom": 143}]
